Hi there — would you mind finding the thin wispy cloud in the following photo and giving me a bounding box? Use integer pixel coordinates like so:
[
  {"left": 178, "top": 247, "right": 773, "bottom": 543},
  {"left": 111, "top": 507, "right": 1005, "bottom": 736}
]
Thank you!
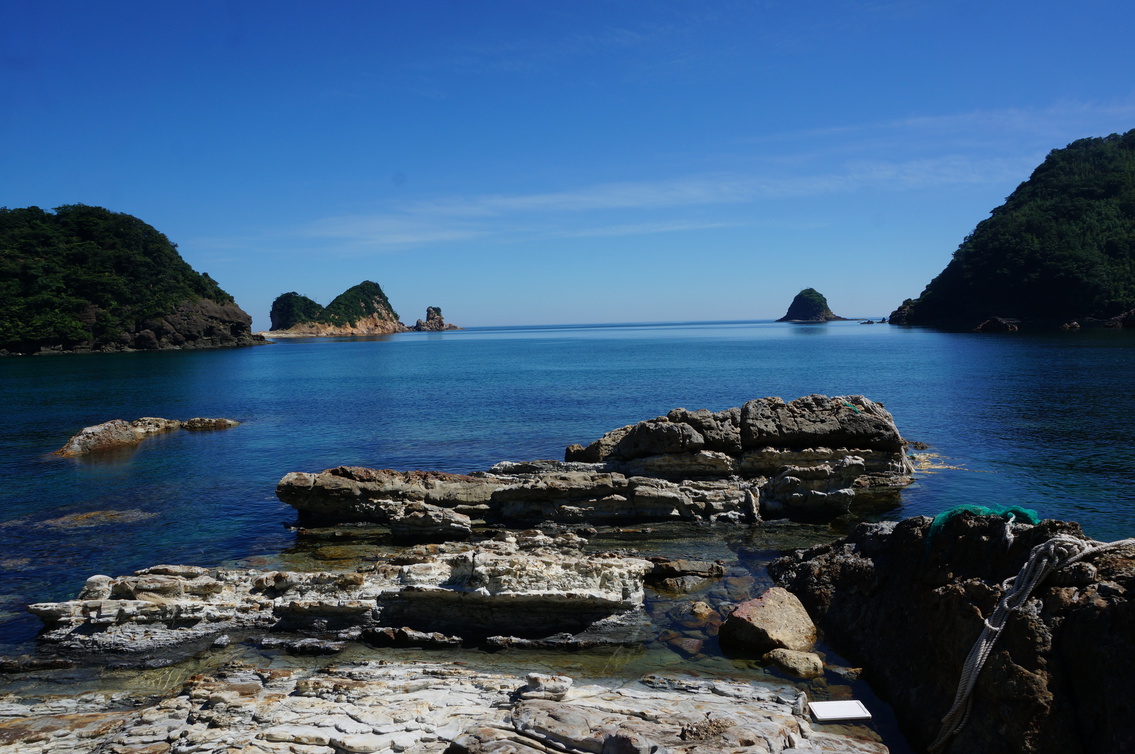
[
  {"left": 292, "top": 154, "right": 1019, "bottom": 252},
  {"left": 754, "top": 99, "right": 1135, "bottom": 147}
]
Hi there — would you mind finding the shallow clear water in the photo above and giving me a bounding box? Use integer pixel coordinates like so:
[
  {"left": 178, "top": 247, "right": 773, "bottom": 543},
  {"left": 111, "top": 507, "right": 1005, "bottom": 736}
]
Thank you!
[{"left": 2, "top": 319, "right": 1135, "bottom": 654}]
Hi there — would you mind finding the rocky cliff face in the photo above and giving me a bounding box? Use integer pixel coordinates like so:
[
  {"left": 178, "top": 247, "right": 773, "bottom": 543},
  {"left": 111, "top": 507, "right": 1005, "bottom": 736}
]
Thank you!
[
  {"left": 272, "top": 311, "right": 409, "bottom": 336},
  {"left": 3, "top": 297, "right": 266, "bottom": 355},
  {"left": 126, "top": 298, "right": 265, "bottom": 351},
  {"left": 770, "top": 513, "right": 1135, "bottom": 753}
]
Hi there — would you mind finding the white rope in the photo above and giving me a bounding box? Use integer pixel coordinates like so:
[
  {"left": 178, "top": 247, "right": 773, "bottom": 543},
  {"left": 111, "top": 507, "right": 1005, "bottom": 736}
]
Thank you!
[{"left": 928, "top": 532, "right": 1135, "bottom": 753}]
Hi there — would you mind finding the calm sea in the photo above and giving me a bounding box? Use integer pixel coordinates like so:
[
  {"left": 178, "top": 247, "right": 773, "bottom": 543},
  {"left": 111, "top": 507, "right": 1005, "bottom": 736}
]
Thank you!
[{"left": 3, "top": 320, "right": 1135, "bottom": 649}]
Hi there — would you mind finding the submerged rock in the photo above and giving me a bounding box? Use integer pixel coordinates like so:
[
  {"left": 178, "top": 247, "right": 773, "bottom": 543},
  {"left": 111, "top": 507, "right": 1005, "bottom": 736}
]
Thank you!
[
  {"left": 974, "top": 316, "right": 1020, "bottom": 332},
  {"left": 770, "top": 513, "right": 1135, "bottom": 753}
]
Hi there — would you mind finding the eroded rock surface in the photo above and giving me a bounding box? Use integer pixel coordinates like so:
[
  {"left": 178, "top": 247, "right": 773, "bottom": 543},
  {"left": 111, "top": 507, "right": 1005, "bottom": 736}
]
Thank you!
[
  {"left": 409, "top": 306, "right": 460, "bottom": 331},
  {"left": 28, "top": 539, "right": 652, "bottom": 657},
  {"left": 279, "top": 396, "right": 913, "bottom": 527},
  {"left": 770, "top": 513, "right": 1135, "bottom": 754},
  {"left": 55, "top": 417, "right": 240, "bottom": 456},
  {"left": 0, "top": 661, "right": 887, "bottom": 754}
]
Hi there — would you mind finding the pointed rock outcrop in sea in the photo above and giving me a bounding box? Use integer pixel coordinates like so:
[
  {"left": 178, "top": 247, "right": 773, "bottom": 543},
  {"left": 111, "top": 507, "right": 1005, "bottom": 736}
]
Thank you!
[
  {"left": 776, "top": 288, "right": 847, "bottom": 322},
  {"left": 408, "top": 305, "right": 460, "bottom": 331}
]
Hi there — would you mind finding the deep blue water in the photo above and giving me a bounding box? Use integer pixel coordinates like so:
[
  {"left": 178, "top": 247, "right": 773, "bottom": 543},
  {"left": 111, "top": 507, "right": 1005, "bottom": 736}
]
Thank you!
[{"left": 2, "top": 320, "right": 1135, "bottom": 647}]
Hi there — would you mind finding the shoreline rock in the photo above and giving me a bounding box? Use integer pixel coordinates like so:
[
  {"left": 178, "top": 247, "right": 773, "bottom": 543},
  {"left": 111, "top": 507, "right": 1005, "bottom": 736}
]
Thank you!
[
  {"left": 0, "top": 660, "right": 887, "bottom": 754},
  {"left": 55, "top": 417, "right": 240, "bottom": 457},
  {"left": 770, "top": 513, "right": 1135, "bottom": 753},
  {"left": 27, "top": 538, "right": 654, "bottom": 658},
  {"left": 263, "top": 307, "right": 462, "bottom": 338},
  {"left": 278, "top": 395, "right": 914, "bottom": 529}
]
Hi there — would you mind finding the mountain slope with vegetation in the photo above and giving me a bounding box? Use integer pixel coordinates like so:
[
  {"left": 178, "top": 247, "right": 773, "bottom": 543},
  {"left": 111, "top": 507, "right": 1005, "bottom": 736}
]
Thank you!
[
  {"left": 0, "top": 204, "right": 262, "bottom": 354},
  {"left": 892, "top": 129, "right": 1135, "bottom": 327}
]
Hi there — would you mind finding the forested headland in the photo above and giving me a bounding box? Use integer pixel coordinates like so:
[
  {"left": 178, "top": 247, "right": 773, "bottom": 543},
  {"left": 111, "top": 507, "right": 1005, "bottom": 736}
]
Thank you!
[
  {"left": 892, "top": 129, "right": 1135, "bottom": 327},
  {"left": 0, "top": 204, "right": 261, "bottom": 354}
]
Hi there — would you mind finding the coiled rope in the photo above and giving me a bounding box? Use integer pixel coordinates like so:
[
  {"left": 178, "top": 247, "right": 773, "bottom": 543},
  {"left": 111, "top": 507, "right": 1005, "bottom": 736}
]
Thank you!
[{"left": 928, "top": 532, "right": 1135, "bottom": 753}]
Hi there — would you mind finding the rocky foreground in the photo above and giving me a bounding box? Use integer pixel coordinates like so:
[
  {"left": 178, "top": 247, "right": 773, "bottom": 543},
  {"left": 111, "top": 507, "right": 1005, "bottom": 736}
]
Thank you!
[
  {"left": 0, "top": 659, "right": 887, "bottom": 754},
  {"left": 1, "top": 395, "right": 914, "bottom": 753},
  {"left": 13, "top": 394, "right": 1133, "bottom": 753},
  {"left": 771, "top": 513, "right": 1135, "bottom": 753}
]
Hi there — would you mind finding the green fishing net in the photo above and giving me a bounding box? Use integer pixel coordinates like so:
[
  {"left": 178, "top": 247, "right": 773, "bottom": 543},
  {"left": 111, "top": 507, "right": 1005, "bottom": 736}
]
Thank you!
[{"left": 927, "top": 504, "right": 1040, "bottom": 549}]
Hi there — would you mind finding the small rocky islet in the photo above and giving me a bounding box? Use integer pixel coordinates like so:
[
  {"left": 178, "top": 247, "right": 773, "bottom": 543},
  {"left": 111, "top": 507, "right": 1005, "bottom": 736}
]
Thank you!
[
  {"left": 265, "top": 283, "right": 459, "bottom": 337},
  {"left": 9, "top": 395, "right": 1135, "bottom": 752}
]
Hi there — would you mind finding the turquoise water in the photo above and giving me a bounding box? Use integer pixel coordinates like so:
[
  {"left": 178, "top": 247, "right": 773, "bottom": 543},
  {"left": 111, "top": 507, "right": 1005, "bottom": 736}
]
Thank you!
[{"left": 2, "top": 320, "right": 1135, "bottom": 648}]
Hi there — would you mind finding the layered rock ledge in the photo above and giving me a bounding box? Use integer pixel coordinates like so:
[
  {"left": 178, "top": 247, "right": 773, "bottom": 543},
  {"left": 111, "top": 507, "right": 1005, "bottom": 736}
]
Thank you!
[
  {"left": 278, "top": 395, "right": 914, "bottom": 528},
  {"left": 28, "top": 536, "right": 653, "bottom": 657},
  {"left": 0, "top": 660, "right": 887, "bottom": 754},
  {"left": 769, "top": 513, "right": 1135, "bottom": 753}
]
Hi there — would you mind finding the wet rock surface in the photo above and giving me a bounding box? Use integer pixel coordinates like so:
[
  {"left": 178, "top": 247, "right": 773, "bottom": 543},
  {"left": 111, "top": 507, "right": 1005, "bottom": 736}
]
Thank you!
[{"left": 770, "top": 513, "right": 1135, "bottom": 754}]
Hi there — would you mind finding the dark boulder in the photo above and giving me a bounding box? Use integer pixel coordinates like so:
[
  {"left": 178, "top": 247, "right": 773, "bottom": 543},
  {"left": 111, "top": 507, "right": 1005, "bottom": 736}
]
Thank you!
[{"left": 770, "top": 513, "right": 1135, "bottom": 753}]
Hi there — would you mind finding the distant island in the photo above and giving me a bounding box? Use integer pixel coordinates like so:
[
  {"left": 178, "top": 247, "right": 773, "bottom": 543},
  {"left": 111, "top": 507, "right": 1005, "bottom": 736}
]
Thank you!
[
  {"left": 267, "top": 283, "right": 459, "bottom": 336},
  {"left": 777, "top": 288, "right": 846, "bottom": 322},
  {"left": 0, "top": 205, "right": 264, "bottom": 355},
  {"left": 891, "top": 129, "right": 1135, "bottom": 328}
]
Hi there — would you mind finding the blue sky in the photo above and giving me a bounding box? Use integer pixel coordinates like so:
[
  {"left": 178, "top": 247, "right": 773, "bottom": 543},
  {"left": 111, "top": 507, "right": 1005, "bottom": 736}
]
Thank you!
[{"left": 4, "top": 1, "right": 1135, "bottom": 329}]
